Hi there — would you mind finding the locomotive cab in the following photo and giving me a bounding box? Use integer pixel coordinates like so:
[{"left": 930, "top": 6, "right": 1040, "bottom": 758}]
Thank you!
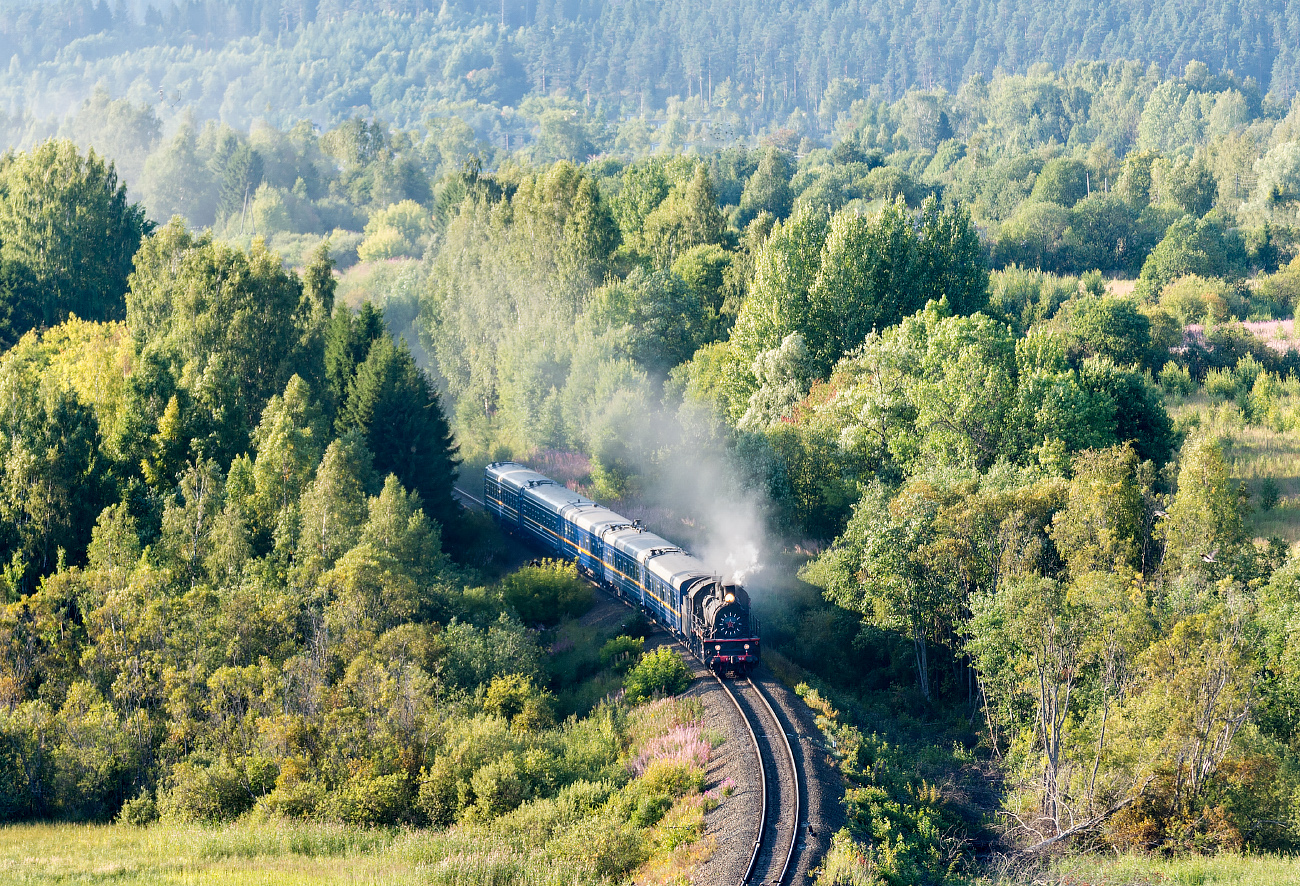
[{"left": 688, "top": 579, "right": 759, "bottom": 677}]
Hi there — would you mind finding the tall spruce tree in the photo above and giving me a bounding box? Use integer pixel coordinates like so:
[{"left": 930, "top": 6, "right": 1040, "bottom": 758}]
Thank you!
[
  {"left": 323, "top": 301, "right": 385, "bottom": 418},
  {"left": 337, "top": 335, "right": 461, "bottom": 539}
]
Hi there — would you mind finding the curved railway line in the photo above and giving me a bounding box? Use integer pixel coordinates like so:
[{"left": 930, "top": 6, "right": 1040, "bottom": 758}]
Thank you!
[
  {"left": 456, "top": 483, "right": 809, "bottom": 884},
  {"left": 712, "top": 673, "right": 801, "bottom": 886}
]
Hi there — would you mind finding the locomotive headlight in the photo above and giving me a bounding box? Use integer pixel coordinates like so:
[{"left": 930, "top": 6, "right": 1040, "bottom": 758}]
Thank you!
[
  {"left": 724, "top": 593, "right": 735, "bottom": 603},
  {"left": 715, "top": 645, "right": 721, "bottom": 652},
  {"left": 744, "top": 644, "right": 750, "bottom": 650}
]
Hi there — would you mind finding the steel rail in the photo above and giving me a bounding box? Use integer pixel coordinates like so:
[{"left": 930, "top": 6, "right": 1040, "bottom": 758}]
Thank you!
[
  {"left": 452, "top": 485, "right": 485, "bottom": 507},
  {"left": 713, "top": 674, "right": 767, "bottom": 885},
  {"left": 540, "top": 578, "right": 790, "bottom": 885},
  {"left": 747, "top": 677, "right": 801, "bottom": 886}
]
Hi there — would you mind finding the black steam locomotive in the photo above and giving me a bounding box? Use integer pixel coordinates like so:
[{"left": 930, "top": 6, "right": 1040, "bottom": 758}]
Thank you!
[{"left": 484, "top": 462, "right": 759, "bottom": 676}]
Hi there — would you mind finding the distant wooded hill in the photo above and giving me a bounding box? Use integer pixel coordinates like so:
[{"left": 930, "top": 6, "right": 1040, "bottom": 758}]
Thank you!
[{"left": 0, "top": 0, "right": 1297, "bottom": 140}]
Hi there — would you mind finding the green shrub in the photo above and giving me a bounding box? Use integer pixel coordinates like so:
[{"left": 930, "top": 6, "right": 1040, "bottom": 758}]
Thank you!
[
  {"left": 416, "top": 757, "right": 460, "bottom": 827},
  {"left": 485, "top": 674, "right": 556, "bottom": 733},
  {"left": 1204, "top": 367, "right": 1238, "bottom": 401},
  {"left": 500, "top": 560, "right": 593, "bottom": 626},
  {"left": 466, "top": 756, "right": 526, "bottom": 821},
  {"left": 158, "top": 760, "right": 266, "bottom": 822},
  {"left": 1234, "top": 353, "right": 1264, "bottom": 392},
  {"left": 1259, "top": 478, "right": 1281, "bottom": 511},
  {"left": 0, "top": 701, "right": 51, "bottom": 821},
  {"left": 484, "top": 673, "right": 534, "bottom": 721},
  {"left": 326, "top": 772, "right": 415, "bottom": 825},
  {"left": 614, "top": 757, "right": 706, "bottom": 830},
  {"left": 117, "top": 789, "right": 157, "bottom": 825},
  {"left": 639, "top": 757, "right": 705, "bottom": 798},
  {"left": 623, "top": 647, "right": 691, "bottom": 703},
  {"left": 599, "top": 635, "right": 644, "bottom": 673},
  {"left": 551, "top": 812, "right": 649, "bottom": 879},
  {"left": 255, "top": 778, "right": 326, "bottom": 819},
  {"left": 1159, "top": 361, "right": 1196, "bottom": 396}
]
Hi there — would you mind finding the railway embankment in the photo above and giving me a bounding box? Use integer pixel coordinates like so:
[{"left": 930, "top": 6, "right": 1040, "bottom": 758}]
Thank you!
[{"left": 584, "top": 583, "right": 844, "bottom": 885}]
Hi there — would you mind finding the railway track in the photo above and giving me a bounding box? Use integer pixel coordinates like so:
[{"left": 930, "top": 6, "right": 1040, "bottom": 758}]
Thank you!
[
  {"left": 452, "top": 485, "right": 485, "bottom": 507},
  {"left": 465, "top": 481, "right": 806, "bottom": 882},
  {"left": 713, "top": 674, "right": 802, "bottom": 886}
]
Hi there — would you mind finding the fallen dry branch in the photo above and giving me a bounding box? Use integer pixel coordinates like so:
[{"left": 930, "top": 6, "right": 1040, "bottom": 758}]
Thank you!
[{"left": 1016, "top": 783, "right": 1152, "bottom": 856}]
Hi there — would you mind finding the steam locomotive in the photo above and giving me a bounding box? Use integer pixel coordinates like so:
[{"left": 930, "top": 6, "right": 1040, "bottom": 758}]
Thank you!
[{"left": 484, "top": 462, "right": 759, "bottom": 677}]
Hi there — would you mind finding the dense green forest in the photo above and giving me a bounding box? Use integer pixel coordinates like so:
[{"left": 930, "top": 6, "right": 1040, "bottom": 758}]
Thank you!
[
  {"left": 3, "top": 0, "right": 1300, "bottom": 145},
  {"left": 16, "top": 24, "right": 1300, "bottom": 884},
  {"left": 0, "top": 137, "right": 719, "bottom": 884}
]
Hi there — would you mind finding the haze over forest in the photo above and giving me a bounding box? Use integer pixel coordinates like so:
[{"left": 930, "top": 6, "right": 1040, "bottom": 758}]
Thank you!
[{"left": 9, "top": 1, "right": 1300, "bottom": 885}]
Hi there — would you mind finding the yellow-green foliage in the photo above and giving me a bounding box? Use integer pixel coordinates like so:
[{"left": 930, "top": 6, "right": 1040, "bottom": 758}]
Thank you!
[
  {"left": 500, "top": 558, "right": 593, "bottom": 626},
  {"left": 1158, "top": 273, "right": 1238, "bottom": 325},
  {"left": 622, "top": 647, "right": 692, "bottom": 702},
  {"left": 0, "top": 689, "right": 713, "bottom": 885},
  {"left": 1170, "top": 371, "right": 1300, "bottom": 542},
  {"left": 357, "top": 200, "right": 432, "bottom": 261}
]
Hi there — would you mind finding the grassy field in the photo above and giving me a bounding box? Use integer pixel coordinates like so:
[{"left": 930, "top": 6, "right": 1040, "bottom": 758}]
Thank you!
[
  {"left": 1026, "top": 852, "right": 1300, "bottom": 885},
  {"left": 0, "top": 814, "right": 712, "bottom": 885},
  {"left": 0, "top": 821, "right": 516, "bottom": 885},
  {"left": 8, "top": 822, "right": 1300, "bottom": 886},
  {"left": 1168, "top": 393, "right": 1300, "bottom": 544}
]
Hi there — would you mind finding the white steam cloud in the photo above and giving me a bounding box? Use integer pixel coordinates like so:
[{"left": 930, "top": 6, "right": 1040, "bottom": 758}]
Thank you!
[{"left": 607, "top": 400, "right": 772, "bottom": 589}]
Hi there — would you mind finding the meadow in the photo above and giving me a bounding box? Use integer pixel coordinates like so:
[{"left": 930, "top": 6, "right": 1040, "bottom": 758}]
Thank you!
[
  {"left": 0, "top": 820, "right": 600, "bottom": 885},
  {"left": 1028, "top": 852, "right": 1300, "bottom": 885},
  {"left": 0, "top": 697, "right": 716, "bottom": 886},
  {"left": 1168, "top": 389, "right": 1300, "bottom": 543}
]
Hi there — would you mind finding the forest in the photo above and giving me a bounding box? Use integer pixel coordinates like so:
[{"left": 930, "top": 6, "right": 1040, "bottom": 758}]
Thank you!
[{"left": 11, "top": 16, "right": 1300, "bottom": 885}]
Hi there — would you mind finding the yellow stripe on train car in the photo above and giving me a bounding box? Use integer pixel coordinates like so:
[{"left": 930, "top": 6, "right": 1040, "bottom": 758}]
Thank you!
[{"left": 522, "top": 515, "right": 677, "bottom": 614}]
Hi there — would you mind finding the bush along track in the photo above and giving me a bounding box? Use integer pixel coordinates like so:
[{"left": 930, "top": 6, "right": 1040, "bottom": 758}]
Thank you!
[{"left": 796, "top": 680, "right": 985, "bottom": 886}]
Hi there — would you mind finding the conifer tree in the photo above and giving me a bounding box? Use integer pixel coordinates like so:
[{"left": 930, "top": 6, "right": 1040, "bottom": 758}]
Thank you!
[{"left": 337, "top": 336, "right": 461, "bottom": 539}]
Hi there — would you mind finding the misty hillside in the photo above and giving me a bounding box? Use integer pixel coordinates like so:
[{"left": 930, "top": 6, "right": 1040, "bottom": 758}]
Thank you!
[{"left": 1, "top": 0, "right": 1298, "bottom": 141}]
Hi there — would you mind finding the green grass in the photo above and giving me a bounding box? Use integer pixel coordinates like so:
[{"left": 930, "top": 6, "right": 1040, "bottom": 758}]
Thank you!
[
  {"left": 1169, "top": 393, "right": 1300, "bottom": 543},
  {"left": 0, "top": 820, "right": 590, "bottom": 885},
  {"left": 1011, "top": 852, "right": 1300, "bottom": 885}
]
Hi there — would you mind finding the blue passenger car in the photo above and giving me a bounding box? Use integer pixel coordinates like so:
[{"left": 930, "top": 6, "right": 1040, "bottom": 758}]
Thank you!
[{"left": 484, "top": 461, "right": 761, "bottom": 676}]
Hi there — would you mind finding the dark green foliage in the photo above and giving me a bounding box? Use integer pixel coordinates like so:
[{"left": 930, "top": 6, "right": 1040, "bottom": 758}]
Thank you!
[
  {"left": 1066, "top": 195, "right": 1163, "bottom": 276},
  {"left": 215, "top": 144, "right": 263, "bottom": 227},
  {"left": 0, "top": 362, "right": 105, "bottom": 592},
  {"left": 1078, "top": 357, "right": 1175, "bottom": 466},
  {"left": 0, "top": 259, "right": 36, "bottom": 350},
  {"left": 737, "top": 149, "right": 793, "bottom": 227},
  {"left": 865, "top": 165, "right": 930, "bottom": 207},
  {"left": 1259, "top": 478, "right": 1281, "bottom": 512},
  {"left": 729, "top": 197, "right": 989, "bottom": 397},
  {"left": 1136, "top": 214, "right": 1249, "bottom": 299},
  {"left": 915, "top": 201, "right": 988, "bottom": 316},
  {"left": 1164, "top": 154, "right": 1218, "bottom": 218},
  {"left": 708, "top": 148, "right": 760, "bottom": 207},
  {"left": 599, "top": 635, "right": 644, "bottom": 673},
  {"left": 323, "top": 302, "right": 385, "bottom": 416},
  {"left": 1063, "top": 294, "right": 1152, "bottom": 368},
  {"left": 588, "top": 268, "right": 718, "bottom": 372},
  {"left": 794, "top": 683, "right": 973, "bottom": 886},
  {"left": 994, "top": 195, "right": 1170, "bottom": 276},
  {"left": 336, "top": 334, "right": 460, "bottom": 535}
]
